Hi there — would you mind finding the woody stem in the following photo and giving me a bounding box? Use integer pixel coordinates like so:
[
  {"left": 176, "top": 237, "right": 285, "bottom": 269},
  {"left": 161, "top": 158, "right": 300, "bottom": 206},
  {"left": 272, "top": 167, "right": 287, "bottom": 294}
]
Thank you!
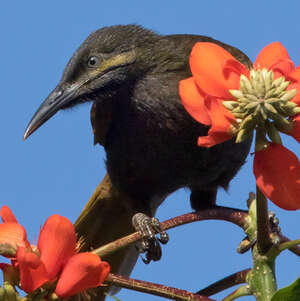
[
  {"left": 105, "top": 273, "right": 215, "bottom": 301},
  {"left": 93, "top": 207, "right": 248, "bottom": 258},
  {"left": 256, "top": 186, "right": 272, "bottom": 254}
]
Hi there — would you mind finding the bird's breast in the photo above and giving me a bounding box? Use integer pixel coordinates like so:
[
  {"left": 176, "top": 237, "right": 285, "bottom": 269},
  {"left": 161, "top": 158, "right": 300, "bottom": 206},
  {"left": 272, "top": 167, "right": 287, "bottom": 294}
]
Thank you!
[{"left": 102, "top": 76, "right": 251, "bottom": 204}]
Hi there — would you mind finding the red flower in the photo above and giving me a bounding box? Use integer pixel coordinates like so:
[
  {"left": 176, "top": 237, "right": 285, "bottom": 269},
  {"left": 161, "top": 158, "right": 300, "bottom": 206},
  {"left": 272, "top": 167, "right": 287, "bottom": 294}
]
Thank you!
[
  {"left": 16, "top": 247, "right": 49, "bottom": 293},
  {"left": 55, "top": 253, "right": 110, "bottom": 298},
  {"left": 287, "top": 80, "right": 300, "bottom": 143},
  {"left": 179, "top": 41, "right": 300, "bottom": 147},
  {"left": 0, "top": 206, "right": 30, "bottom": 257},
  {"left": 37, "top": 214, "right": 77, "bottom": 280},
  {"left": 254, "top": 143, "right": 300, "bottom": 210},
  {"left": 179, "top": 41, "right": 300, "bottom": 210},
  {"left": 1, "top": 206, "right": 18, "bottom": 223},
  {"left": 254, "top": 42, "right": 300, "bottom": 144},
  {"left": 254, "top": 42, "right": 295, "bottom": 78},
  {"left": 197, "top": 98, "right": 236, "bottom": 147},
  {"left": 290, "top": 114, "right": 300, "bottom": 143},
  {"left": 179, "top": 42, "right": 249, "bottom": 147},
  {"left": 0, "top": 208, "right": 110, "bottom": 297}
]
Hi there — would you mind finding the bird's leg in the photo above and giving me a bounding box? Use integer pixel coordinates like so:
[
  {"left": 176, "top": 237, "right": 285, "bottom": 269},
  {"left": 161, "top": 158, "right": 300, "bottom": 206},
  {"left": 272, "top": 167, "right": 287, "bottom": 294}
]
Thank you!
[
  {"left": 190, "top": 188, "right": 217, "bottom": 211},
  {"left": 132, "top": 213, "right": 169, "bottom": 264},
  {"left": 191, "top": 189, "right": 282, "bottom": 254}
]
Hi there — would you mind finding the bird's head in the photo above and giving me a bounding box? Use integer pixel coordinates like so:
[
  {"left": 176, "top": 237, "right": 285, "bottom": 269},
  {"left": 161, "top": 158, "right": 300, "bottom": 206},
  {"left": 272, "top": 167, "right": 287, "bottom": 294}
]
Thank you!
[{"left": 24, "top": 25, "right": 160, "bottom": 139}]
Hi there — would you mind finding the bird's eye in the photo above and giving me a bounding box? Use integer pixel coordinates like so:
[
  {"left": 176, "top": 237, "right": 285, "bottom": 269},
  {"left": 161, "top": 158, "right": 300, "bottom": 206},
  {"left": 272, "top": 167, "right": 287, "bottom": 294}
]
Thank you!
[{"left": 87, "top": 56, "right": 100, "bottom": 68}]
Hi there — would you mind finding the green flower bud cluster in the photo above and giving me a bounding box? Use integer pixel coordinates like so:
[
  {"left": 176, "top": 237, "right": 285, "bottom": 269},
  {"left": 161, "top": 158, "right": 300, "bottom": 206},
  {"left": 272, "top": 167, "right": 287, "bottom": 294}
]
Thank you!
[
  {"left": 0, "top": 282, "right": 17, "bottom": 301},
  {"left": 223, "top": 68, "right": 300, "bottom": 143},
  {"left": 0, "top": 243, "right": 17, "bottom": 257}
]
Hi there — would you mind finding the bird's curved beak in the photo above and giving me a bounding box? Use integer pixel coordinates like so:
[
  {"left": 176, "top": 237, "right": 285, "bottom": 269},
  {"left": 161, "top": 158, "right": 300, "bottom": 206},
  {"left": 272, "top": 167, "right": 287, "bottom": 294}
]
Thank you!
[{"left": 23, "top": 84, "right": 79, "bottom": 140}]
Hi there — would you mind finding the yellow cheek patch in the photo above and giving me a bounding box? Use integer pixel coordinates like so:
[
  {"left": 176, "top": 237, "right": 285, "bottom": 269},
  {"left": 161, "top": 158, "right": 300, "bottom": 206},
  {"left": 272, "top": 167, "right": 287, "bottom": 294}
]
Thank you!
[{"left": 91, "top": 50, "right": 136, "bottom": 77}]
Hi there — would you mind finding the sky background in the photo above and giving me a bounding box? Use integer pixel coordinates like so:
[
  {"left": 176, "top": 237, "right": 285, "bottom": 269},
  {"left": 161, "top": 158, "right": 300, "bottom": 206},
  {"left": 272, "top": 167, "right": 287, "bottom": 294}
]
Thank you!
[{"left": 1, "top": 1, "right": 300, "bottom": 300}]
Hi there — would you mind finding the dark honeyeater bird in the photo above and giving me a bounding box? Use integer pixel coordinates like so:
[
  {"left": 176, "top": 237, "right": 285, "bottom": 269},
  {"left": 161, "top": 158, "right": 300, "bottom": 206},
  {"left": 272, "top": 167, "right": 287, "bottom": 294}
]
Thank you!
[{"left": 24, "top": 24, "right": 252, "bottom": 297}]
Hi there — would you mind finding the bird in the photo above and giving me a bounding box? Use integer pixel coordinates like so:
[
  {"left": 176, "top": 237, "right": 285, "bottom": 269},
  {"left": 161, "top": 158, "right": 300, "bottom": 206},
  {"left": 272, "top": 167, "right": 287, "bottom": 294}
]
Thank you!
[{"left": 24, "top": 23, "right": 252, "bottom": 286}]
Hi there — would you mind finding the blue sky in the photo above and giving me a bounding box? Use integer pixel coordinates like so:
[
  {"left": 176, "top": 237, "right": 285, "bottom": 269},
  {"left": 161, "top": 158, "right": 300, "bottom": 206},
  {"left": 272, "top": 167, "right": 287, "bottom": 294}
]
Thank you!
[{"left": 1, "top": 1, "right": 300, "bottom": 300}]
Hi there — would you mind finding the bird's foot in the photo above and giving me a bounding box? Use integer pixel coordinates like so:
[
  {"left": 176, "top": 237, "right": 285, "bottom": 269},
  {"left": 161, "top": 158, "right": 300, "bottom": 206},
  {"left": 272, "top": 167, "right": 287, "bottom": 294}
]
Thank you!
[{"left": 132, "top": 213, "right": 169, "bottom": 264}]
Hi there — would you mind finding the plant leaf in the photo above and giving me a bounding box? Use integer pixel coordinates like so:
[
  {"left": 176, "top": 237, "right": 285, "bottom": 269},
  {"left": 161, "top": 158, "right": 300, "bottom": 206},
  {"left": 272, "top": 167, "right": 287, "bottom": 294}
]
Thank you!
[{"left": 271, "top": 277, "right": 300, "bottom": 301}]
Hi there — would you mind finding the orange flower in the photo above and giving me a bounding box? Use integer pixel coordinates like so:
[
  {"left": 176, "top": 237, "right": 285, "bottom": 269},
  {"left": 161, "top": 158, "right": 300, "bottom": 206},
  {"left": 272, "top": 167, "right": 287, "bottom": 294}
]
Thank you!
[
  {"left": 286, "top": 80, "right": 300, "bottom": 143},
  {"left": 1, "top": 206, "right": 18, "bottom": 223},
  {"left": 254, "top": 143, "right": 300, "bottom": 210},
  {"left": 179, "top": 42, "right": 249, "bottom": 147},
  {"left": 254, "top": 42, "right": 300, "bottom": 144},
  {"left": 180, "top": 41, "right": 300, "bottom": 147},
  {"left": 254, "top": 42, "right": 295, "bottom": 78},
  {"left": 0, "top": 207, "right": 110, "bottom": 297},
  {"left": 179, "top": 41, "right": 300, "bottom": 210},
  {"left": 290, "top": 114, "right": 300, "bottom": 143},
  {"left": 197, "top": 98, "right": 236, "bottom": 147},
  {"left": 55, "top": 253, "right": 111, "bottom": 298},
  {"left": 37, "top": 214, "right": 77, "bottom": 280},
  {"left": 189, "top": 42, "right": 249, "bottom": 99},
  {"left": 179, "top": 77, "right": 211, "bottom": 125},
  {"left": 0, "top": 206, "right": 30, "bottom": 257},
  {"left": 16, "top": 246, "right": 49, "bottom": 293}
]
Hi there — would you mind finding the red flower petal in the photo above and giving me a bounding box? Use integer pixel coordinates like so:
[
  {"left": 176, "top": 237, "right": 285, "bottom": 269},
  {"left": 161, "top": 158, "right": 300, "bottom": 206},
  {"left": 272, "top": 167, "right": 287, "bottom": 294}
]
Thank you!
[
  {"left": 38, "top": 215, "right": 76, "bottom": 279},
  {"left": 0, "top": 263, "right": 11, "bottom": 271},
  {"left": 197, "top": 98, "right": 236, "bottom": 147},
  {"left": 0, "top": 223, "right": 30, "bottom": 256},
  {"left": 272, "top": 59, "right": 295, "bottom": 79},
  {"left": 55, "top": 253, "right": 110, "bottom": 298},
  {"left": 17, "top": 247, "right": 49, "bottom": 293},
  {"left": 288, "top": 65, "right": 300, "bottom": 82},
  {"left": 290, "top": 114, "right": 300, "bottom": 143},
  {"left": 287, "top": 83, "right": 300, "bottom": 106},
  {"left": 179, "top": 77, "right": 211, "bottom": 125},
  {"left": 254, "top": 143, "right": 300, "bottom": 210},
  {"left": 254, "top": 42, "right": 294, "bottom": 77},
  {"left": 0, "top": 206, "right": 18, "bottom": 223},
  {"left": 190, "top": 42, "right": 248, "bottom": 99}
]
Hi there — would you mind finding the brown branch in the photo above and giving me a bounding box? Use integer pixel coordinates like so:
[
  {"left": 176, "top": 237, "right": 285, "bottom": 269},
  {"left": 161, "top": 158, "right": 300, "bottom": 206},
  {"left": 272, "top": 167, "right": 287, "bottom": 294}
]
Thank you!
[
  {"left": 162, "top": 206, "right": 248, "bottom": 230},
  {"left": 196, "top": 268, "right": 251, "bottom": 296},
  {"left": 93, "top": 207, "right": 248, "bottom": 258},
  {"left": 105, "top": 273, "right": 216, "bottom": 301}
]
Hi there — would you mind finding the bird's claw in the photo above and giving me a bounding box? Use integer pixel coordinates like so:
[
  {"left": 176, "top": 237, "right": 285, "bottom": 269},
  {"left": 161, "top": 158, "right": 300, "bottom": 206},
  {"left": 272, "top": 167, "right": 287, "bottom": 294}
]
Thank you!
[{"left": 132, "top": 213, "right": 169, "bottom": 264}]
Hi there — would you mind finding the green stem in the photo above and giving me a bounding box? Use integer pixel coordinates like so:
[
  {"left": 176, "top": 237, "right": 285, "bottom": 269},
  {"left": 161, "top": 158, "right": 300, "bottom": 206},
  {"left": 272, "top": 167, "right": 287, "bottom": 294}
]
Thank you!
[
  {"left": 247, "top": 245, "right": 277, "bottom": 301},
  {"left": 246, "top": 198, "right": 277, "bottom": 300},
  {"left": 267, "top": 239, "right": 300, "bottom": 261},
  {"left": 222, "top": 285, "right": 251, "bottom": 301},
  {"left": 278, "top": 239, "right": 300, "bottom": 253},
  {"left": 279, "top": 235, "right": 300, "bottom": 256}
]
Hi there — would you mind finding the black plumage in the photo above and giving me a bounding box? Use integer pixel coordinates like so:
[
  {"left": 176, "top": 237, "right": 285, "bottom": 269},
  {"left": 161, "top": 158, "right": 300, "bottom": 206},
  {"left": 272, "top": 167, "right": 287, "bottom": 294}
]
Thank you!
[
  {"left": 25, "top": 25, "right": 252, "bottom": 214},
  {"left": 24, "top": 25, "right": 253, "bottom": 270},
  {"left": 23, "top": 26, "right": 253, "bottom": 298}
]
